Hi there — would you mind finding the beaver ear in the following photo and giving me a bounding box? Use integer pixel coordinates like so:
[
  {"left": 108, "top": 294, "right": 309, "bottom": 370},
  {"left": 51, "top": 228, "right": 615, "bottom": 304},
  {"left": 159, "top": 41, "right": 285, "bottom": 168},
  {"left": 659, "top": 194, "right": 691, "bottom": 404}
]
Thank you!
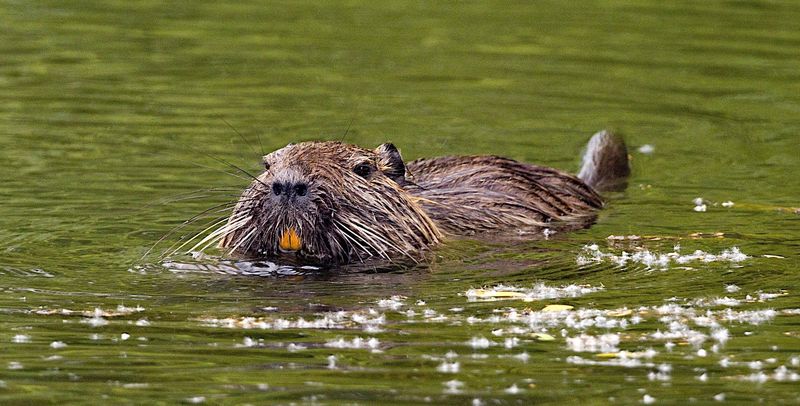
[{"left": 375, "top": 143, "right": 406, "bottom": 184}]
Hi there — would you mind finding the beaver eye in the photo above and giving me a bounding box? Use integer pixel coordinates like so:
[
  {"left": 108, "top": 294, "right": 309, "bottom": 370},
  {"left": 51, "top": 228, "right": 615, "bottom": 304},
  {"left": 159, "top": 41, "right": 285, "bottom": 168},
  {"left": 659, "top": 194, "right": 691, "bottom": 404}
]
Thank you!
[
  {"left": 263, "top": 161, "right": 271, "bottom": 171},
  {"left": 353, "top": 163, "right": 372, "bottom": 178}
]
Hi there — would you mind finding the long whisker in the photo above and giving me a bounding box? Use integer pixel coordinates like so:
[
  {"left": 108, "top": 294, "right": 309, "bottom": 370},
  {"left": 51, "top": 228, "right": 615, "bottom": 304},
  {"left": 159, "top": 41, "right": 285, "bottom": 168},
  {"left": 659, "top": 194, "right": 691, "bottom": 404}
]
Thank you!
[
  {"left": 150, "top": 193, "right": 250, "bottom": 207},
  {"left": 227, "top": 225, "right": 257, "bottom": 255},
  {"left": 180, "top": 216, "right": 242, "bottom": 255},
  {"left": 335, "top": 220, "right": 389, "bottom": 261},
  {"left": 161, "top": 209, "right": 240, "bottom": 258},
  {"left": 175, "top": 140, "right": 269, "bottom": 189},
  {"left": 256, "top": 129, "right": 265, "bottom": 156},
  {"left": 240, "top": 223, "right": 261, "bottom": 255},
  {"left": 189, "top": 161, "right": 253, "bottom": 182},
  {"left": 142, "top": 200, "right": 241, "bottom": 260},
  {"left": 342, "top": 220, "right": 388, "bottom": 258},
  {"left": 222, "top": 118, "right": 261, "bottom": 158},
  {"left": 143, "top": 187, "right": 245, "bottom": 208},
  {"left": 193, "top": 213, "right": 252, "bottom": 253},
  {"left": 339, "top": 117, "right": 354, "bottom": 142},
  {"left": 333, "top": 222, "right": 369, "bottom": 263},
  {"left": 345, "top": 218, "right": 412, "bottom": 262}
]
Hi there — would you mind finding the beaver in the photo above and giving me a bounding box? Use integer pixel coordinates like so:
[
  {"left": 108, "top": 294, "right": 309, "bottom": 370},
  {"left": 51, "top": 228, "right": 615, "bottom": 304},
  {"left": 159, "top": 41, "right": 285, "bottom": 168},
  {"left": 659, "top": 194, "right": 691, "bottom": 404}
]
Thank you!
[{"left": 215, "top": 130, "right": 629, "bottom": 265}]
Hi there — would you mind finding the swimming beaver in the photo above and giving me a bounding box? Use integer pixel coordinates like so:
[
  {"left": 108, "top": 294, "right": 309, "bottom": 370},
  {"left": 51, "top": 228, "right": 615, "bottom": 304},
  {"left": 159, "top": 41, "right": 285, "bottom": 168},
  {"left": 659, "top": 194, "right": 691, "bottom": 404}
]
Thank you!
[{"left": 216, "top": 130, "right": 629, "bottom": 264}]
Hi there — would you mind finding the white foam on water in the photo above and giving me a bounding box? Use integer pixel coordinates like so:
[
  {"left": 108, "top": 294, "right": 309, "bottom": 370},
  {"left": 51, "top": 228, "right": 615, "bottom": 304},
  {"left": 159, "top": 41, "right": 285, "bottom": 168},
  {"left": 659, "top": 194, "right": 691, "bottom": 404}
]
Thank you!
[
  {"left": 504, "top": 337, "right": 519, "bottom": 349},
  {"left": 513, "top": 352, "right": 530, "bottom": 362},
  {"left": 324, "top": 337, "right": 380, "bottom": 351},
  {"left": 442, "top": 379, "right": 464, "bottom": 394},
  {"left": 377, "top": 296, "right": 406, "bottom": 310},
  {"left": 577, "top": 244, "right": 749, "bottom": 269},
  {"left": 566, "top": 333, "right": 620, "bottom": 353},
  {"left": 467, "top": 336, "right": 495, "bottom": 349},
  {"left": 199, "top": 309, "right": 386, "bottom": 332},
  {"left": 436, "top": 362, "right": 460, "bottom": 373},
  {"left": 287, "top": 343, "right": 307, "bottom": 352},
  {"left": 566, "top": 355, "right": 653, "bottom": 368},
  {"left": 466, "top": 283, "right": 603, "bottom": 302},
  {"left": 638, "top": 144, "right": 655, "bottom": 154},
  {"left": 236, "top": 337, "right": 258, "bottom": 348},
  {"left": 12, "top": 335, "right": 30, "bottom": 344}
]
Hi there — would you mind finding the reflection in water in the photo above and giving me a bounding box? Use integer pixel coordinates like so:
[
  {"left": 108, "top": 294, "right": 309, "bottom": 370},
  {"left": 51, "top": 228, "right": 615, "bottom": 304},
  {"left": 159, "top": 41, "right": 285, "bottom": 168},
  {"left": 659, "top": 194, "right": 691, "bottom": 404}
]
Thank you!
[
  {"left": 163, "top": 256, "right": 316, "bottom": 277},
  {"left": 157, "top": 252, "right": 438, "bottom": 305}
]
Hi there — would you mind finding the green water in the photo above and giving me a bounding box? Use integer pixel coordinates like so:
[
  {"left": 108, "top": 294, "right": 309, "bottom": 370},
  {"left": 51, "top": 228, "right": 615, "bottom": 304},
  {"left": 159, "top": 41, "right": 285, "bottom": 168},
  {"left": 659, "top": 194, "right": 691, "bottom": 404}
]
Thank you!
[{"left": 2, "top": 0, "right": 800, "bottom": 404}]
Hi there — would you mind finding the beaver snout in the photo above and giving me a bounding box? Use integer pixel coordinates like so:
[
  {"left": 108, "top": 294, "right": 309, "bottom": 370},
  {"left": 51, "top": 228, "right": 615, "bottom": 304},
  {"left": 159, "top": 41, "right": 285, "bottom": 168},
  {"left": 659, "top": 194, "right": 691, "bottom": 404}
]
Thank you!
[{"left": 271, "top": 181, "right": 308, "bottom": 197}]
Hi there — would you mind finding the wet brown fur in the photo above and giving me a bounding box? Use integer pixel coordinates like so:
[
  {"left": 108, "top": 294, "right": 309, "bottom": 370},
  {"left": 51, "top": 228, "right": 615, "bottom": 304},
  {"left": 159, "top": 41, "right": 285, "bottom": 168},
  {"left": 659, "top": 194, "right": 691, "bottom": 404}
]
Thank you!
[
  {"left": 406, "top": 156, "right": 602, "bottom": 236},
  {"left": 218, "top": 142, "right": 442, "bottom": 264},
  {"left": 217, "top": 132, "right": 627, "bottom": 265}
]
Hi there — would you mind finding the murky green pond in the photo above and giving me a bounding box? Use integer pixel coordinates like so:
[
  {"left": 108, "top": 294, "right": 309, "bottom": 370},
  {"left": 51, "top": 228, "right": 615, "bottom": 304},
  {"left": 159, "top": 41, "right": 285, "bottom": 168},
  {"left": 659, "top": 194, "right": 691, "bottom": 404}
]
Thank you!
[{"left": 2, "top": 1, "right": 800, "bottom": 404}]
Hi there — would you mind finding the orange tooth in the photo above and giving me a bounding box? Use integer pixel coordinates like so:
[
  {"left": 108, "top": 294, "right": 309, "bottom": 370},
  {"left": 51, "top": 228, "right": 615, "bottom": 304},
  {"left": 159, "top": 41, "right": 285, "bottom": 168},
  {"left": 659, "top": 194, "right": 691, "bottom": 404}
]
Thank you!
[{"left": 279, "top": 227, "right": 302, "bottom": 251}]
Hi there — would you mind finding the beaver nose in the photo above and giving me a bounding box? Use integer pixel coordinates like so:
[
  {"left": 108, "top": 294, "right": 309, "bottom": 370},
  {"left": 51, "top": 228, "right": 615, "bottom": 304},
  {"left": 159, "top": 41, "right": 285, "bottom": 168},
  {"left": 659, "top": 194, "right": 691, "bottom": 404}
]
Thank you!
[{"left": 271, "top": 181, "right": 308, "bottom": 198}]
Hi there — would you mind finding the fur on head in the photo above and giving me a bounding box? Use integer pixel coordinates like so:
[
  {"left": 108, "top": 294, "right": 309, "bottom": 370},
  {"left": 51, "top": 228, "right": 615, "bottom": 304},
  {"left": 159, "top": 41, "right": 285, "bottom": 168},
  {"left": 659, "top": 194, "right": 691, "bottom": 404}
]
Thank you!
[{"left": 217, "top": 141, "right": 441, "bottom": 264}]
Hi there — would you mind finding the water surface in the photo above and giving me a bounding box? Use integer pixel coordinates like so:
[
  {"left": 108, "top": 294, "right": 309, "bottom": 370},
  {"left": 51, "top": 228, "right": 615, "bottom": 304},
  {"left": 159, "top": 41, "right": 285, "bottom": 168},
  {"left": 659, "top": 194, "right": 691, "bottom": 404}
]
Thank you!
[{"left": 1, "top": 1, "right": 800, "bottom": 403}]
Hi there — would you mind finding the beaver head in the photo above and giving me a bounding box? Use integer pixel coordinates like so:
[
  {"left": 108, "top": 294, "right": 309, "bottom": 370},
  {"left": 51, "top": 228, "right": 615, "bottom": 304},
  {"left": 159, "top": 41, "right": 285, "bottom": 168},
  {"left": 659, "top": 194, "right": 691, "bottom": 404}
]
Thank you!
[{"left": 217, "top": 141, "right": 441, "bottom": 264}]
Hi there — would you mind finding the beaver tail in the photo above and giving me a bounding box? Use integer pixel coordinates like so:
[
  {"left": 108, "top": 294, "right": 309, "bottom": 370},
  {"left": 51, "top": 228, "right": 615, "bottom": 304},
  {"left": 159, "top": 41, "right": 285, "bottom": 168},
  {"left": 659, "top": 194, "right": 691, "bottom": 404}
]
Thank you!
[{"left": 577, "top": 130, "right": 630, "bottom": 193}]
